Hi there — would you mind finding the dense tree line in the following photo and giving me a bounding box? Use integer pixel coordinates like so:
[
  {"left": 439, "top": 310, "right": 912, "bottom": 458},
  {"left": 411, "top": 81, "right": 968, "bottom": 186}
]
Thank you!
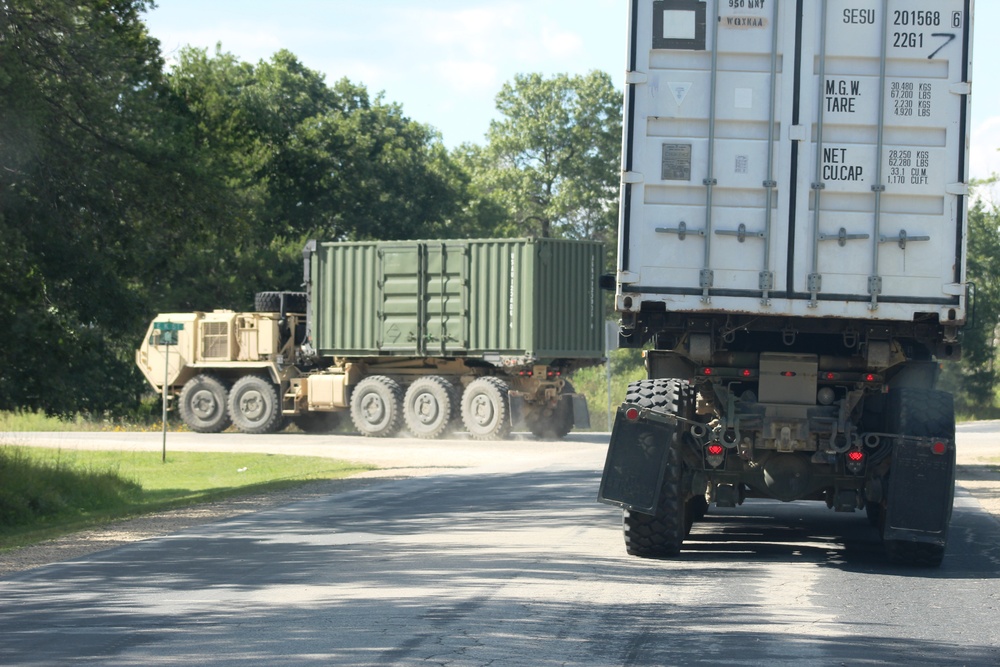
[
  {"left": 939, "top": 190, "right": 1000, "bottom": 414},
  {"left": 0, "top": 0, "right": 620, "bottom": 417},
  {"left": 5, "top": 1, "right": 991, "bottom": 419}
]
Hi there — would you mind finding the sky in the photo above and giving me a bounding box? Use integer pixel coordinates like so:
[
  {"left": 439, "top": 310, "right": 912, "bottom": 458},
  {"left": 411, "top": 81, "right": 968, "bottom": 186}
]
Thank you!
[{"left": 143, "top": 1, "right": 1000, "bottom": 183}]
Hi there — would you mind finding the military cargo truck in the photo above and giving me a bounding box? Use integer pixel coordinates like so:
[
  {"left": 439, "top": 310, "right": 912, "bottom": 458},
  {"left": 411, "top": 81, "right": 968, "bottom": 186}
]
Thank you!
[
  {"left": 598, "top": 0, "right": 972, "bottom": 566},
  {"left": 136, "top": 238, "right": 605, "bottom": 439}
]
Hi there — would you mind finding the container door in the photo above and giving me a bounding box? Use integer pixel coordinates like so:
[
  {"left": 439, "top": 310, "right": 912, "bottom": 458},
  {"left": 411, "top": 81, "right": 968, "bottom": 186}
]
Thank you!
[
  {"left": 377, "top": 243, "right": 468, "bottom": 354},
  {"left": 619, "top": 0, "right": 969, "bottom": 321},
  {"left": 795, "top": 0, "right": 969, "bottom": 312},
  {"left": 620, "top": 0, "right": 792, "bottom": 303},
  {"left": 423, "top": 242, "right": 468, "bottom": 355},
  {"left": 378, "top": 245, "right": 421, "bottom": 353}
]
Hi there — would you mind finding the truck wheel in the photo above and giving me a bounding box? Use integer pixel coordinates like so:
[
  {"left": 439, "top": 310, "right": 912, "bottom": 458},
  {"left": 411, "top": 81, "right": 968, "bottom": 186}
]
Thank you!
[
  {"left": 624, "top": 438, "right": 688, "bottom": 557},
  {"left": 686, "top": 495, "right": 709, "bottom": 534},
  {"left": 882, "top": 387, "right": 955, "bottom": 567},
  {"left": 228, "top": 375, "right": 284, "bottom": 434},
  {"left": 254, "top": 291, "right": 307, "bottom": 313},
  {"left": 350, "top": 376, "right": 404, "bottom": 438},
  {"left": 461, "top": 377, "right": 512, "bottom": 441},
  {"left": 294, "top": 411, "right": 342, "bottom": 434},
  {"left": 865, "top": 502, "right": 882, "bottom": 527},
  {"left": 178, "top": 375, "right": 232, "bottom": 433},
  {"left": 404, "top": 376, "right": 457, "bottom": 439},
  {"left": 621, "top": 378, "right": 695, "bottom": 557},
  {"left": 528, "top": 381, "right": 576, "bottom": 440}
]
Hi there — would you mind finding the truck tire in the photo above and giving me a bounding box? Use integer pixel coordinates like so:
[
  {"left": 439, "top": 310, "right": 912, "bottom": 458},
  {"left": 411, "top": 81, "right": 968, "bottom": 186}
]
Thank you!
[
  {"left": 228, "top": 375, "right": 284, "bottom": 434},
  {"left": 254, "top": 291, "right": 307, "bottom": 313},
  {"left": 527, "top": 381, "right": 576, "bottom": 440},
  {"left": 461, "top": 377, "right": 512, "bottom": 441},
  {"left": 350, "top": 376, "right": 404, "bottom": 438},
  {"left": 622, "top": 378, "right": 695, "bottom": 558},
  {"left": 882, "top": 388, "right": 955, "bottom": 567},
  {"left": 294, "top": 411, "right": 342, "bottom": 434},
  {"left": 403, "top": 376, "right": 457, "bottom": 439},
  {"left": 178, "top": 375, "right": 232, "bottom": 433}
]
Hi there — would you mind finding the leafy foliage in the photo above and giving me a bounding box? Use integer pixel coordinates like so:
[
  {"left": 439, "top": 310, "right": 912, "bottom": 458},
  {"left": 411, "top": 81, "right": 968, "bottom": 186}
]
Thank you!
[
  {"left": 0, "top": 0, "right": 200, "bottom": 414},
  {"left": 164, "top": 47, "right": 494, "bottom": 300},
  {"left": 472, "top": 71, "right": 622, "bottom": 242},
  {"left": 940, "top": 189, "right": 1000, "bottom": 412},
  {"left": 0, "top": 4, "right": 622, "bottom": 418},
  {"left": 570, "top": 348, "right": 646, "bottom": 431}
]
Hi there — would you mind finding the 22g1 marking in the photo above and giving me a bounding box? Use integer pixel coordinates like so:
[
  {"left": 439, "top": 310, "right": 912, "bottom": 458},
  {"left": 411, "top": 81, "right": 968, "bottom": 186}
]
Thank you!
[{"left": 892, "top": 31, "right": 957, "bottom": 60}]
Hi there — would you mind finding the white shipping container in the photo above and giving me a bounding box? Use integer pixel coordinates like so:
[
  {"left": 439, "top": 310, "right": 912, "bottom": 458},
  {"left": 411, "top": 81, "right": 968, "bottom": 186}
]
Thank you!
[{"left": 616, "top": 0, "right": 972, "bottom": 324}]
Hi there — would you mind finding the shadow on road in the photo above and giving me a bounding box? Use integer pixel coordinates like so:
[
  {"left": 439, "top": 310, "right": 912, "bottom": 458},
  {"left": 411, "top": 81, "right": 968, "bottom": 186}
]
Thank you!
[{"left": 2, "top": 466, "right": 999, "bottom": 666}]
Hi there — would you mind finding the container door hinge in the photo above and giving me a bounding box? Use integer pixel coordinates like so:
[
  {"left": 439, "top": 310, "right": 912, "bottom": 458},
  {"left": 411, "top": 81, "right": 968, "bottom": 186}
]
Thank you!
[
  {"left": 868, "top": 276, "right": 883, "bottom": 311},
  {"left": 759, "top": 271, "right": 774, "bottom": 306},
  {"left": 788, "top": 125, "right": 808, "bottom": 142},
  {"left": 623, "top": 171, "right": 644, "bottom": 185},
  {"left": 626, "top": 71, "right": 648, "bottom": 85},
  {"left": 807, "top": 273, "right": 822, "bottom": 309},
  {"left": 946, "top": 182, "right": 969, "bottom": 196},
  {"left": 949, "top": 82, "right": 971, "bottom": 95},
  {"left": 700, "top": 269, "right": 714, "bottom": 304}
]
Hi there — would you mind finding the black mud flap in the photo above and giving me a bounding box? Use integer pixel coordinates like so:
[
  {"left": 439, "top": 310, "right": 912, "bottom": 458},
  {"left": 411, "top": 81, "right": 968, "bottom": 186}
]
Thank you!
[
  {"left": 597, "top": 406, "right": 678, "bottom": 514},
  {"left": 883, "top": 436, "right": 956, "bottom": 544},
  {"left": 571, "top": 394, "right": 590, "bottom": 429},
  {"left": 509, "top": 392, "right": 528, "bottom": 431}
]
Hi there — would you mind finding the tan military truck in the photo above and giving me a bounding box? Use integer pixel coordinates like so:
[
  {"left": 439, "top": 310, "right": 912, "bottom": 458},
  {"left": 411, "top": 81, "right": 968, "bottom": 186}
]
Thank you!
[{"left": 136, "top": 238, "right": 605, "bottom": 439}]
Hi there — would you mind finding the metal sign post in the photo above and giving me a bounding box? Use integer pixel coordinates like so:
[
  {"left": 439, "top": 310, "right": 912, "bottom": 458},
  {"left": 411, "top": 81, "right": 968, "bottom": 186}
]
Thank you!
[
  {"left": 605, "top": 321, "right": 619, "bottom": 430},
  {"left": 153, "top": 322, "right": 184, "bottom": 463}
]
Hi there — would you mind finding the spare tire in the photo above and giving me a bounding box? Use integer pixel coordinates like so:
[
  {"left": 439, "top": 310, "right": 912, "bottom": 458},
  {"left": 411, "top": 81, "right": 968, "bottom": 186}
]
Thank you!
[{"left": 255, "top": 291, "right": 307, "bottom": 313}]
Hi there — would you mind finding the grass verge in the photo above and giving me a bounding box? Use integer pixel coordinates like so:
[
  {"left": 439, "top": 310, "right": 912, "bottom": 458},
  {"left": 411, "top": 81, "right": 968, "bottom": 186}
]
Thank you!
[{"left": 0, "top": 445, "right": 375, "bottom": 550}]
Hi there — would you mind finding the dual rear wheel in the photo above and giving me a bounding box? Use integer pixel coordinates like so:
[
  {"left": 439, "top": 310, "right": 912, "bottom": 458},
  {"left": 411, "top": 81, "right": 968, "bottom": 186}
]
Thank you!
[
  {"left": 178, "top": 374, "right": 285, "bottom": 434},
  {"left": 179, "top": 372, "right": 565, "bottom": 441},
  {"left": 348, "top": 375, "right": 518, "bottom": 440}
]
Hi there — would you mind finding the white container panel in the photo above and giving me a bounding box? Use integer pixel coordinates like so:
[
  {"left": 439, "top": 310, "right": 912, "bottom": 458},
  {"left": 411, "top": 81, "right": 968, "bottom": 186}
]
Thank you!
[{"left": 617, "top": 0, "right": 971, "bottom": 322}]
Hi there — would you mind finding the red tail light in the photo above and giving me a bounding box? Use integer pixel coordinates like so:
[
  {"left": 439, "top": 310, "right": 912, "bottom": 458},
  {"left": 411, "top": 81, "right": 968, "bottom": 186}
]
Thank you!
[
  {"left": 932, "top": 441, "right": 947, "bottom": 455},
  {"left": 846, "top": 449, "right": 865, "bottom": 474},
  {"left": 705, "top": 442, "right": 725, "bottom": 468},
  {"left": 625, "top": 407, "right": 640, "bottom": 421}
]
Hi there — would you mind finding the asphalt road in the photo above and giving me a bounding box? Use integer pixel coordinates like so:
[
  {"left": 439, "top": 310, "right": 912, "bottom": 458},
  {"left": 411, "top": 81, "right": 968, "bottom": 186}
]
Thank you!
[{"left": 1, "top": 427, "right": 1000, "bottom": 666}]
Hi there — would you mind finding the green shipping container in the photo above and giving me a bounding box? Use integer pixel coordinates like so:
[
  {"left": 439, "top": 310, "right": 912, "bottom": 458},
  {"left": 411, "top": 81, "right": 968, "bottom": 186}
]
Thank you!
[{"left": 306, "top": 238, "right": 605, "bottom": 362}]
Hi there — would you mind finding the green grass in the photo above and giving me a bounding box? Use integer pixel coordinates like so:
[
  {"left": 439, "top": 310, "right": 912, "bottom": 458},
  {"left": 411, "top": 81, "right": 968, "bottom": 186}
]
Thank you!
[
  {"left": 0, "top": 445, "right": 374, "bottom": 549},
  {"left": 0, "top": 407, "right": 165, "bottom": 433},
  {"left": 571, "top": 348, "right": 648, "bottom": 431}
]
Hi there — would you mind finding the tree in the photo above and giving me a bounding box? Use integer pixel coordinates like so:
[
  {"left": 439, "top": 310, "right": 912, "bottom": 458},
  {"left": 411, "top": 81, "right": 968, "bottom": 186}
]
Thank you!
[
  {"left": 473, "top": 71, "right": 622, "bottom": 242},
  {"left": 165, "top": 48, "right": 494, "bottom": 298},
  {"left": 0, "top": 0, "right": 218, "bottom": 415},
  {"left": 940, "top": 191, "right": 1000, "bottom": 413}
]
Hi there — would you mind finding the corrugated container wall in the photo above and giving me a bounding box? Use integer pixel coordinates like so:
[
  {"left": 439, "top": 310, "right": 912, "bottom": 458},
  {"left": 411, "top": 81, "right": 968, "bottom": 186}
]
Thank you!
[
  {"left": 617, "top": 0, "right": 972, "bottom": 324},
  {"left": 309, "top": 239, "right": 605, "bottom": 361}
]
